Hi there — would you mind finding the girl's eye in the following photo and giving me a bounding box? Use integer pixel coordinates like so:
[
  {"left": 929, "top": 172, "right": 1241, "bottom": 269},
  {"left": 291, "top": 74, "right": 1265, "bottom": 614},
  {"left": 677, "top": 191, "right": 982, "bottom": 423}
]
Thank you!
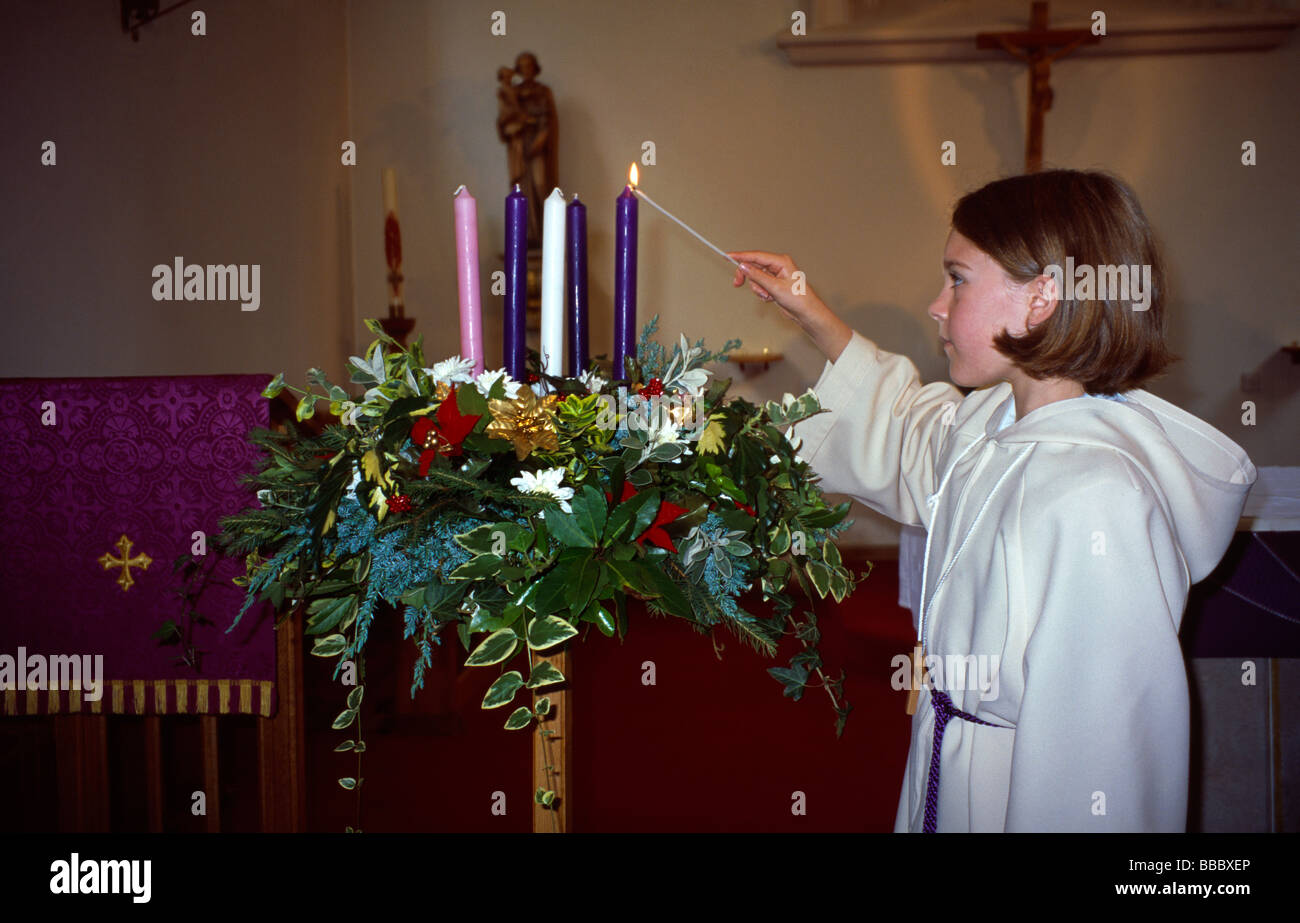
[{"left": 948, "top": 272, "right": 964, "bottom": 287}]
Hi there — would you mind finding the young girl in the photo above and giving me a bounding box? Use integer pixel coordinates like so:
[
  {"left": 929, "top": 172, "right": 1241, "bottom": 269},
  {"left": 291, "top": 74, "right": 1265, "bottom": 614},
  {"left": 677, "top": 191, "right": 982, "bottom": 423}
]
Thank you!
[{"left": 729, "top": 170, "right": 1257, "bottom": 832}]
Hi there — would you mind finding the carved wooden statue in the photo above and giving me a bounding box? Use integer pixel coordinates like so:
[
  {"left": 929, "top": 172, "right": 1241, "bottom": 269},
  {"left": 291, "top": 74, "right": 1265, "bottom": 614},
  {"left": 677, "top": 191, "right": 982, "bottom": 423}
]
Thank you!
[{"left": 497, "top": 52, "right": 558, "bottom": 244}]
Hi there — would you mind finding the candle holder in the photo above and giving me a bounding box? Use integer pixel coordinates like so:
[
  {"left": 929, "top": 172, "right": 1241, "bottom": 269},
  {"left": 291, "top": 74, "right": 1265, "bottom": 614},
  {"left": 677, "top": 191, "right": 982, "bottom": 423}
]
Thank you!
[
  {"left": 381, "top": 271, "right": 415, "bottom": 347},
  {"left": 728, "top": 348, "right": 784, "bottom": 375}
]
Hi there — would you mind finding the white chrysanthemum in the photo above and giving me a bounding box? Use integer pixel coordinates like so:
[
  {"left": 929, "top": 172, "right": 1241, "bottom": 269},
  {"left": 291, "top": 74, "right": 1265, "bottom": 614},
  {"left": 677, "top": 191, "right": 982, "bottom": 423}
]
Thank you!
[
  {"left": 579, "top": 368, "right": 608, "bottom": 393},
  {"left": 425, "top": 356, "right": 475, "bottom": 385},
  {"left": 510, "top": 467, "right": 574, "bottom": 513},
  {"left": 475, "top": 368, "right": 523, "bottom": 400},
  {"left": 649, "top": 419, "right": 682, "bottom": 448}
]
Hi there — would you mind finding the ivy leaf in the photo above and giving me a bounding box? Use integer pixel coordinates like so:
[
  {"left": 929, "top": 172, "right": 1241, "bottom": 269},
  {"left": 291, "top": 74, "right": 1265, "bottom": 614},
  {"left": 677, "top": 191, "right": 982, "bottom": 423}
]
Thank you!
[
  {"left": 464, "top": 628, "right": 519, "bottom": 667},
  {"left": 305, "top": 596, "right": 357, "bottom": 636},
  {"left": 527, "top": 615, "right": 578, "bottom": 651},
  {"left": 805, "top": 561, "right": 831, "bottom": 598},
  {"left": 334, "top": 740, "right": 355, "bottom": 752},
  {"left": 332, "top": 708, "right": 358, "bottom": 729},
  {"left": 482, "top": 671, "right": 525, "bottom": 709},
  {"left": 346, "top": 686, "right": 364, "bottom": 710},
  {"left": 768, "top": 664, "right": 809, "bottom": 700},
  {"left": 504, "top": 706, "right": 534, "bottom": 730},
  {"left": 525, "top": 660, "right": 566, "bottom": 689},
  {"left": 447, "top": 553, "right": 504, "bottom": 581},
  {"left": 312, "top": 634, "right": 348, "bottom": 657},
  {"left": 339, "top": 777, "right": 358, "bottom": 790}
]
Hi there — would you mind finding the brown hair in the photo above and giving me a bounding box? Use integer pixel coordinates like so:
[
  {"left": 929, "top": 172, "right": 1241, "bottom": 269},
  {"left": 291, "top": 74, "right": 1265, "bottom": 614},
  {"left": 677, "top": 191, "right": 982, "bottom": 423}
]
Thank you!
[{"left": 951, "top": 169, "right": 1177, "bottom": 394}]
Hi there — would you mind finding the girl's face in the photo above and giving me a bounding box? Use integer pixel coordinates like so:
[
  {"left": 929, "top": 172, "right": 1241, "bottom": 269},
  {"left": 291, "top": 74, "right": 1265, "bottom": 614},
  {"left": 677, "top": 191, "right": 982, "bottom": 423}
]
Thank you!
[{"left": 926, "top": 229, "right": 1033, "bottom": 389}]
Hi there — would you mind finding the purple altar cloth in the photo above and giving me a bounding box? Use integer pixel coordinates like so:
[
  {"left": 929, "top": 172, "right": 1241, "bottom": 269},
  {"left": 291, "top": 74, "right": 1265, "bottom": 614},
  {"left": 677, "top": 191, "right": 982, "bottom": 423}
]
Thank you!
[{"left": 0, "top": 375, "right": 275, "bottom": 716}]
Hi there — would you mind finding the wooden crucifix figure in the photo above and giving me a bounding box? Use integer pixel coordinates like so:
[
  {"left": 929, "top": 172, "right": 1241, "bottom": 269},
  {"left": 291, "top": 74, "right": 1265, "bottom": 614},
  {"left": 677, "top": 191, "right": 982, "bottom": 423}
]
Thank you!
[{"left": 977, "top": 1, "right": 1101, "bottom": 172}]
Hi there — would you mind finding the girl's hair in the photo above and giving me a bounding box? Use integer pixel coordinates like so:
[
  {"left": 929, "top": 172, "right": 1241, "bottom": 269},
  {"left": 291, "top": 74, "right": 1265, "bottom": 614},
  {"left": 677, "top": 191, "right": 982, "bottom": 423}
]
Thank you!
[{"left": 951, "top": 169, "right": 1177, "bottom": 394}]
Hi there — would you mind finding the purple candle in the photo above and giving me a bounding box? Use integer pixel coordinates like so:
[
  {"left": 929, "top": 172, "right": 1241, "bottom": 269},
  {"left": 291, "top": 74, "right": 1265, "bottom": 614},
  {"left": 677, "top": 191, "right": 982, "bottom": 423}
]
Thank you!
[
  {"left": 566, "top": 194, "right": 589, "bottom": 377},
  {"left": 614, "top": 176, "right": 638, "bottom": 380},
  {"left": 504, "top": 184, "right": 528, "bottom": 381}
]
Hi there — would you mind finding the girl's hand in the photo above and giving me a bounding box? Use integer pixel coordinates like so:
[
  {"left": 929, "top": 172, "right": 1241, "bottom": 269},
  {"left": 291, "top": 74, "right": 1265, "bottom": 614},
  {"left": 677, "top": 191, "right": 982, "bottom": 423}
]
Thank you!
[{"left": 727, "top": 250, "right": 853, "bottom": 363}]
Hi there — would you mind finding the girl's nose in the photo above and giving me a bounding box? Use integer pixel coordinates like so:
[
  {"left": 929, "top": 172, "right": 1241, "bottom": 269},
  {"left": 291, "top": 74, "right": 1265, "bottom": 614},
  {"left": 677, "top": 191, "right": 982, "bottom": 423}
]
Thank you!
[{"left": 927, "top": 292, "right": 948, "bottom": 324}]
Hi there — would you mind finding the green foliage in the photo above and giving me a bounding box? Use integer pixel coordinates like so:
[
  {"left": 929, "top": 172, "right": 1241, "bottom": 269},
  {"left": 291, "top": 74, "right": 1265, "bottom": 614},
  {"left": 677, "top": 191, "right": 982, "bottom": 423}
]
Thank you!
[{"left": 217, "top": 316, "right": 870, "bottom": 829}]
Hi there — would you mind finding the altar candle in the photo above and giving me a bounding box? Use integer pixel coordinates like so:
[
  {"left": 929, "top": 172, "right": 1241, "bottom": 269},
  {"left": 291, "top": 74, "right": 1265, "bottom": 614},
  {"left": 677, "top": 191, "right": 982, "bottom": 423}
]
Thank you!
[
  {"left": 614, "top": 164, "right": 639, "bottom": 380},
  {"left": 566, "top": 194, "right": 589, "bottom": 377},
  {"left": 540, "top": 187, "right": 566, "bottom": 381},
  {"left": 504, "top": 184, "right": 528, "bottom": 380},
  {"left": 453, "top": 185, "right": 484, "bottom": 375},
  {"left": 382, "top": 168, "right": 398, "bottom": 217}
]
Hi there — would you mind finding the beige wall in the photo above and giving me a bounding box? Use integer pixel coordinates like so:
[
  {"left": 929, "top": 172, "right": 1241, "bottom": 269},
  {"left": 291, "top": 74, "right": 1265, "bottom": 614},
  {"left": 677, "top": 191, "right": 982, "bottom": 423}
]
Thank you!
[
  {"left": 348, "top": 0, "right": 1298, "bottom": 545},
  {"left": 0, "top": 0, "right": 355, "bottom": 386}
]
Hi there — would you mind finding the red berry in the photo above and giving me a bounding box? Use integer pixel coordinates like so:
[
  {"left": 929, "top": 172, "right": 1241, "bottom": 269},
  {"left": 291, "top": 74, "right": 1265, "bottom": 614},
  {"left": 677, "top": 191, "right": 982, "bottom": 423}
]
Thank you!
[
  {"left": 526, "top": 372, "right": 539, "bottom": 383},
  {"left": 388, "top": 494, "right": 413, "bottom": 513}
]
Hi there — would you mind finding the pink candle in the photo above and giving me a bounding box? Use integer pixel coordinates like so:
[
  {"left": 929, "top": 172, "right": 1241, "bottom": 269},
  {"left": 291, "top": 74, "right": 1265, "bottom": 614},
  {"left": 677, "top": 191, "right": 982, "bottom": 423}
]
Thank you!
[{"left": 454, "top": 185, "right": 484, "bottom": 375}]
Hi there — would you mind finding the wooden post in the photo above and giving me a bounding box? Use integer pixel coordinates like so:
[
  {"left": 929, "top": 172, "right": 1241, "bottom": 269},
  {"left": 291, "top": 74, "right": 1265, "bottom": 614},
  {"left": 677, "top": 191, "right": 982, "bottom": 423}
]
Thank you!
[
  {"left": 532, "top": 643, "right": 572, "bottom": 832},
  {"left": 258, "top": 608, "right": 306, "bottom": 832}
]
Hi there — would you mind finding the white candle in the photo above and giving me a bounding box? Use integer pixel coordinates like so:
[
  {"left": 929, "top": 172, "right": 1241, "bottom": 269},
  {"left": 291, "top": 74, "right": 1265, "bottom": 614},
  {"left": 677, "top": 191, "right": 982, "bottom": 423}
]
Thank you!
[{"left": 540, "top": 187, "right": 567, "bottom": 381}]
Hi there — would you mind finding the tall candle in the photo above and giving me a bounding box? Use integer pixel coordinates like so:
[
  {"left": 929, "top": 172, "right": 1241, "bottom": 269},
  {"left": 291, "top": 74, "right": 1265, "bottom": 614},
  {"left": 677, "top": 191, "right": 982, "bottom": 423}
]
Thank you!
[
  {"left": 453, "top": 185, "right": 484, "bottom": 375},
  {"left": 540, "top": 187, "right": 567, "bottom": 381},
  {"left": 566, "top": 194, "right": 589, "bottom": 377},
  {"left": 614, "top": 179, "right": 638, "bottom": 380},
  {"left": 382, "top": 167, "right": 398, "bottom": 217},
  {"left": 504, "top": 184, "right": 528, "bottom": 381}
]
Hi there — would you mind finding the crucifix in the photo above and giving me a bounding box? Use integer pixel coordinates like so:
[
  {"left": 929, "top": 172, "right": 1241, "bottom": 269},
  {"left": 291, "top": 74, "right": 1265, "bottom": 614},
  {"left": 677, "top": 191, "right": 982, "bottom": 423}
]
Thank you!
[{"left": 976, "top": 1, "right": 1100, "bottom": 172}]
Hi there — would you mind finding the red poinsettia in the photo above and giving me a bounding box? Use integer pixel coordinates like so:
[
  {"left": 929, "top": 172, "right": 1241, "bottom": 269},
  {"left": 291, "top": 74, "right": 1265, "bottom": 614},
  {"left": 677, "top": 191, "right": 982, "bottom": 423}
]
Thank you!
[
  {"left": 410, "top": 389, "right": 481, "bottom": 475},
  {"left": 603, "top": 480, "right": 689, "bottom": 553}
]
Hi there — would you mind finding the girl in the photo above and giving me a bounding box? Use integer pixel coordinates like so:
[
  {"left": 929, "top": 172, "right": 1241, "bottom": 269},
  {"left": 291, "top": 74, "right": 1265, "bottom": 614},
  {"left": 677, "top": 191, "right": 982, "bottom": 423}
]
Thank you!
[{"left": 729, "top": 170, "right": 1257, "bottom": 832}]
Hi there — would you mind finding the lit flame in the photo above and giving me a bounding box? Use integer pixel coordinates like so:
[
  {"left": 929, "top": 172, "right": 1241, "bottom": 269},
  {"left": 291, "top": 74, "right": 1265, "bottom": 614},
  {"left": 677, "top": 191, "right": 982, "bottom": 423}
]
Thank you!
[{"left": 629, "top": 163, "right": 638, "bottom": 187}]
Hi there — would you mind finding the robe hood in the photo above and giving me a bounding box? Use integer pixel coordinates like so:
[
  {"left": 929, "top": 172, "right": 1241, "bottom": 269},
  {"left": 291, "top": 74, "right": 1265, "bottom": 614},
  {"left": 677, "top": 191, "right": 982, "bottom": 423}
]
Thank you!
[{"left": 984, "top": 385, "right": 1257, "bottom": 583}]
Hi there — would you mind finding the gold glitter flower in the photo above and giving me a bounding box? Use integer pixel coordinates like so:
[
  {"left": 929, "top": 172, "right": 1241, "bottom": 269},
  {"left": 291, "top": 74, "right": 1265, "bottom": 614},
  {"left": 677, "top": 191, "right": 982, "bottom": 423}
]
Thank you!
[{"left": 486, "top": 388, "right": 561, "bottom": 460}]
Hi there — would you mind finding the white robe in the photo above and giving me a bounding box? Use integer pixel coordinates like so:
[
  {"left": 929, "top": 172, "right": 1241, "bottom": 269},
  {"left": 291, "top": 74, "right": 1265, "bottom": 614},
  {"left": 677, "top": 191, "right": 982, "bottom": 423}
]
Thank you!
[{"left": 789, "top": 330, "right": 1257, "bottom": 831}]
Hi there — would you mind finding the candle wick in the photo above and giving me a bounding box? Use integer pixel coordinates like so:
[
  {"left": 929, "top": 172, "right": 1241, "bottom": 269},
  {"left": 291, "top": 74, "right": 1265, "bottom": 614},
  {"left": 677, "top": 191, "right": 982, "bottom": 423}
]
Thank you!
[{"left": 453, "top": 184, "right": 468, "bottom": 196}]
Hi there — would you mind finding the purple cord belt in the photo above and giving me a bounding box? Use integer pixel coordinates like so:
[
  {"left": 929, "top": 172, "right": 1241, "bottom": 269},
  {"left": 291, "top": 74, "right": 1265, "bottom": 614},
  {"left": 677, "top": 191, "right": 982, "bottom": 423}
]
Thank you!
[{"left": 923, "top": 687, "right": 1010, "bottom": 833}]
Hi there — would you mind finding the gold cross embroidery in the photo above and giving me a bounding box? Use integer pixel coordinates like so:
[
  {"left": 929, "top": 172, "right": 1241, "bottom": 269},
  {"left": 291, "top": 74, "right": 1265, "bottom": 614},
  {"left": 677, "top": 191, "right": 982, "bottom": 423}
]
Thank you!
[{"left": 99, "top": 534, "right": 153, "bottom": 591}]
